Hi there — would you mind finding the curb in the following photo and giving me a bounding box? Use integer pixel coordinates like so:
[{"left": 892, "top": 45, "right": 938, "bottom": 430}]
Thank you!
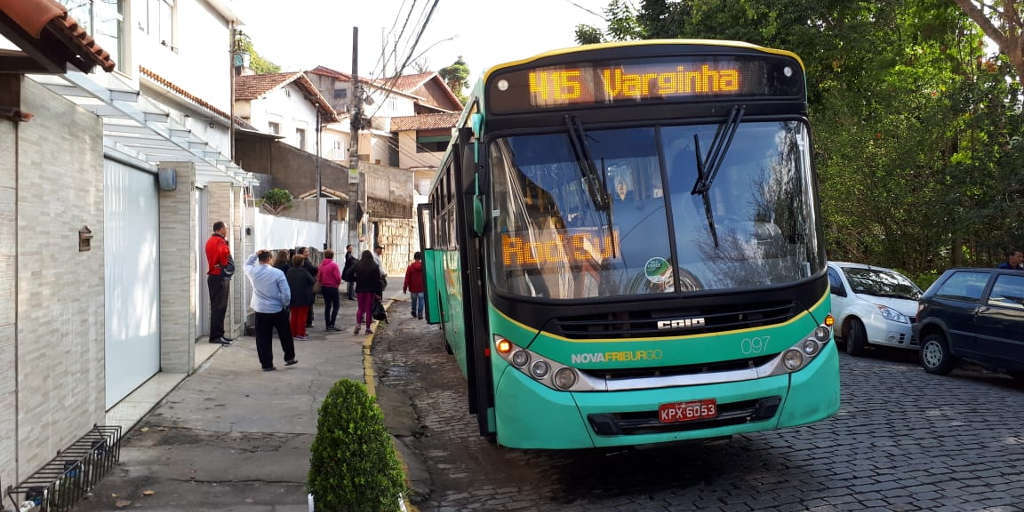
[{"left": 362, "top": 298, "right": 419, "bottom": 512}]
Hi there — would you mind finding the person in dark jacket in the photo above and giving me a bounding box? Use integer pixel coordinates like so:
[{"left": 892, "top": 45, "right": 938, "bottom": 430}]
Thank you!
[
  {"left": 342, "top": 244, "right": 357, "bottom": 300},
  {"left": 353, "top": 250, "right": 383, "bottom": 335},
  {"left": 286, "top": 254, "right": 316, "bottom": 340},
  {"left": 403, "top": 252, "right": 426, "bottom": 319},
  {"left": 273, "top": 250, "right": 291, "bottom": 274},
  {"left": 297, "top": 247, "right": 319, "bottom": 327},
  {"left": 997, "top": 249, "right": 1023, "bottom": 270}
]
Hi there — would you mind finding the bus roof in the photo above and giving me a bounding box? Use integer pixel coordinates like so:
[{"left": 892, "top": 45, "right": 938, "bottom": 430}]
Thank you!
[{"left": 482, "top": 39, "right": 805, "bottom": 83}]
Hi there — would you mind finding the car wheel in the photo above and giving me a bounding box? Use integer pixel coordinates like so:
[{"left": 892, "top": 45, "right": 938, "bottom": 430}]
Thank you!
[
  {"left": 920, "top": 334, "right": 954, "bottom": 375},
  {"left": 845, "top": 318, "right": 867, "bottom": 356}
]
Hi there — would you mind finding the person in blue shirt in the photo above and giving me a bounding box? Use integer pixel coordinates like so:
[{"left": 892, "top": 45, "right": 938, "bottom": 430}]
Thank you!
[
  {"left": 997, "top": 249, "right": 1022, "bottom": 270},
  {"left": 245, "top": 250, "right": 297, "bottom": 371}
]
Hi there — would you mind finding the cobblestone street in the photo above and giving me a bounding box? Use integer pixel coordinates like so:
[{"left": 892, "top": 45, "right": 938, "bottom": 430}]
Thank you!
[{"left": 373, "top": 315, "right": 1024, "bottom": 512}]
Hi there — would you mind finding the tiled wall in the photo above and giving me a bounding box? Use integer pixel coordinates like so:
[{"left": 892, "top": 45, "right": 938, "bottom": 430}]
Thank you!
[
  {"left": 15, "top": 79, "right": 106, "bottom": 480},
  {"left": 158, "top": 163, "right": 197, "bottom": 373},
  {"left": 0, "top": 102, "right": 17, "bottom": 495}
]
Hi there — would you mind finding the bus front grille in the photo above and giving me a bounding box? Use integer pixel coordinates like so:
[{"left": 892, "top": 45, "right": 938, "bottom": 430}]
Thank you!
[
  {"left": 550, "top": 301, "right": 794, "bottom": 339},
  {"left": 587, "top": 396, "right": 782, "bottom": 436},
  {"left": 578, "top": 354, "right": 777, "bottom": 381}
]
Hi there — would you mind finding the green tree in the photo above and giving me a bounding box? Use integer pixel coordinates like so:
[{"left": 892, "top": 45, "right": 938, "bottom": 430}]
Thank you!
[
  {"left": 235, "top": 32, "right": 280, "bottom": 74},
  {"left": 575, "top": 0, "right": 1024, "bottom": 276},
  {"left": 439, "top": 56, "right": 470, "bottom": 105}
]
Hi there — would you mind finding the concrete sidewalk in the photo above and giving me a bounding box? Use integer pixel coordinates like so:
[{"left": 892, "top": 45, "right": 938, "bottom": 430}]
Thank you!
[{"left": 76, "top": 279, "right": 405, "bottom": 512}]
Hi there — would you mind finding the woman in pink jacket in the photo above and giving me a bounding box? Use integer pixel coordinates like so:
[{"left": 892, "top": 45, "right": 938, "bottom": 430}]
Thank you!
[{"left": 318, "top": 249, "right": 343, "bottom": 331}]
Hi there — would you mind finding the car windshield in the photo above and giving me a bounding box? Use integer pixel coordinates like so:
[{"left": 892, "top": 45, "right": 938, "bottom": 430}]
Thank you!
[
  {"left": 841, "top": 267, "right": 922, "bottom": 300},
  {"left": 488, "top": 121, "right": 824, "bottom": 300}
]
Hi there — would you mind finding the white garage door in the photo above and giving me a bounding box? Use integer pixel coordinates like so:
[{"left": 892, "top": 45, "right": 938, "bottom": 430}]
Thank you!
[{"left": 104, "top": 160, "right": 161, "bottom": 409}]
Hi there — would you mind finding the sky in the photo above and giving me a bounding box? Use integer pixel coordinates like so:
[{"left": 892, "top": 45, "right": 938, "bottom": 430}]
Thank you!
[{"left": 228, "top": 0, "right": 610, "bottom": 86}]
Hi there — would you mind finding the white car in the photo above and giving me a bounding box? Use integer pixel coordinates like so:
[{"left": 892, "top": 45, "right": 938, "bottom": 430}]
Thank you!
[{"left": 827, "top": 262, "right": 923, "bottom": 355}]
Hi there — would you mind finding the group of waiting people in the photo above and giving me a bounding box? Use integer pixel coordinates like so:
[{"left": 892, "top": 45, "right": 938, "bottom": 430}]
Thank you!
[{"left": 206, "top": 219, "right": 425, "bottom": 371}]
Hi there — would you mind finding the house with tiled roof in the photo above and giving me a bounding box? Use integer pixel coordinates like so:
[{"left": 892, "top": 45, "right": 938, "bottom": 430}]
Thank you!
[{"left": 234, "top": 71, "right": 339, "bottom": 152}]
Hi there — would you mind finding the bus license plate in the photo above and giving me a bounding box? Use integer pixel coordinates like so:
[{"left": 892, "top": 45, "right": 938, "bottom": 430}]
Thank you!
[{"left": 658, "top": 399, "right": 717, "bottom": 424}]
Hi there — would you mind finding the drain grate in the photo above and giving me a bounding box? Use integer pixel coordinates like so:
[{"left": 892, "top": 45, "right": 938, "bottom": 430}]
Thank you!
[{"left": 6, "top": 425, "right": 122, "bottom": 512}]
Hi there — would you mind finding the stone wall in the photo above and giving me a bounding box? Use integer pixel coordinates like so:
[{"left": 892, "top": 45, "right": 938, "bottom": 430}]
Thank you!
[
  {"left": 374, "top": 218, "right": 418, "bottom": 276},
  {"left": 14, "top": 78, "right": 106, "bottom": 480}
]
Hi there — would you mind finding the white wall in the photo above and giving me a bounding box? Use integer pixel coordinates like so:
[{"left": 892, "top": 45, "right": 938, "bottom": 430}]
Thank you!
[
  {"left": 364, "top": 87, "right": 416, "bottom": 118},
  {"left": 130, "top": 0, "right": 232, "bottom": 113},
  {"left": 254, "top": 210, "right": 326, "bottom": 251},
  {"left": 248, "top": 83, "right": 319, "bottom": 151}
]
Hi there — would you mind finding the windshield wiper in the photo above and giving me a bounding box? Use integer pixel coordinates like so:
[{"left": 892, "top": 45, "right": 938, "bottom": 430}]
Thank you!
[
  {"left": 691, "top": 105, "right": 746, "bottom": 247},
  {"left": 565, "top": 115, "right": 616, "bottom": 258}
]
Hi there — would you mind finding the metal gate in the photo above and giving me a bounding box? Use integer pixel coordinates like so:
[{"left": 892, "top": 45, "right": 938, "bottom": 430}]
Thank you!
[{"left": 104, "top": 160, "right": 160, "bottom": 409}]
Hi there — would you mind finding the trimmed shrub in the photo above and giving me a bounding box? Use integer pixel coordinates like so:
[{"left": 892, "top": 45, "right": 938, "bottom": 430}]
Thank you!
[
  {"left": 308, "top": 379, "right": 406, "bottom": 512},
  {"left": 262, "top": 188, "right": 293, "bottom": 213}
]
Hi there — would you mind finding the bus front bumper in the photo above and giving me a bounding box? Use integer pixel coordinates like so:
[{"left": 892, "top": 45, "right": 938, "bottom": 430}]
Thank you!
[{"left": 494, "top": 342, "right": 840, "bottom": 449}]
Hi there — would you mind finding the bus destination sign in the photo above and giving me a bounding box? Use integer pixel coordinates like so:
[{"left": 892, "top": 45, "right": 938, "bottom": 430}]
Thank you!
[{"left": 488, "top": 55, "right": 803, "bottom": 114}]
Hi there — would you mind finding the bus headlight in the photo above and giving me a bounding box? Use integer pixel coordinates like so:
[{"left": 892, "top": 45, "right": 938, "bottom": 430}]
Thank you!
[
  {"left": 511, "top": 350, "right": 530, "bottom": 368},
  {"left": 530, "top": 360, "right": 550, "bottom": 379},
  {"left": 814, "top": 326, "right": 830, "bottom": 342},
  {"left": 553, "top": 368, "right": 577, "bottom": 390},
  {"left": 783, "top": 349, "right": 804, "bottom": 370},
  {"left": 491, "top": 334, "right": 600, "bottom": 392},
  {"left": 801, "top": 338, "right": 819, "bottom": 356},
  {"left": 767, "top": 319, "right": 834, "bottom": 376}
]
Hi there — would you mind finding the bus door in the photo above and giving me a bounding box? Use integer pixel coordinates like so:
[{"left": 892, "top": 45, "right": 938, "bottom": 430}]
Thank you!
[
  {"left": 454, "top": 127, "right": 496, "bottom": 436},
  {"left": 417, "top": 202, "right": 442, "bottom": 324}
]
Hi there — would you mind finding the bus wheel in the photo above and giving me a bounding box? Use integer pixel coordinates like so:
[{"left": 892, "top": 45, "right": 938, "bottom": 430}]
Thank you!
[
  {"left": 845, "top": 319, "right": 867, "bottom": 356},
  {"left": 920, "top": 334, "right": 954, "bottom": 375}
]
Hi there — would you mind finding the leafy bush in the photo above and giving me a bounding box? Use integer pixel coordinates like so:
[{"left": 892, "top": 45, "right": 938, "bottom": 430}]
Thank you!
[
  {"left": 262, "top": 188, "right": 292, "bottom": 213},
  {"left": 308, "top": 379, "right": 406, "bottom": 512}
]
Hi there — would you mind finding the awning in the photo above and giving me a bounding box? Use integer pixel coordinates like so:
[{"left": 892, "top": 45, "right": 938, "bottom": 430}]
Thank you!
[{"left": 28, "top": 70, "right": 256, "bottom": 186}]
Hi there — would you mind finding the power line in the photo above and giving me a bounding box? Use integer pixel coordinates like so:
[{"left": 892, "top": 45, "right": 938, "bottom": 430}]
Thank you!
[
  {"left": 370, "top": 0, "right": 418, "bottom": 82},
  {"left": 561, "top": 0, "right": 607, "bottom": 20},
  {"left": 366, "top": 0, "right": 442, "bottom": 120}
]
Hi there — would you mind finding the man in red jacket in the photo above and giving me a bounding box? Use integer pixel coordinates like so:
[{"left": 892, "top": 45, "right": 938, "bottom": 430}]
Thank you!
[
  {"left": 205, "top": 221, "right": 233, "bottom": 344},
  {"left": 403, "top": 252, "right": 426, "bottom": 320}
]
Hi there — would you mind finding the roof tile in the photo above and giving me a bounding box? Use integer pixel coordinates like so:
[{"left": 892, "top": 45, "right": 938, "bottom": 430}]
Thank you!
[{"left": 390, "top": 112, "right": 460, "bottom": 132}]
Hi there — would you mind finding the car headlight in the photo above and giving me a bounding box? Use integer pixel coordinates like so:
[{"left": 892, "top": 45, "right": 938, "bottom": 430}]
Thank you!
[{"left": 878, "top": 305, "right": 909, "bottom": 324}]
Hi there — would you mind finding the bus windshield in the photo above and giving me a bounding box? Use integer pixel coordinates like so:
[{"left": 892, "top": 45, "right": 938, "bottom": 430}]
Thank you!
[{"left": 489, "top": 121, "right": 824, "bottom": 300}]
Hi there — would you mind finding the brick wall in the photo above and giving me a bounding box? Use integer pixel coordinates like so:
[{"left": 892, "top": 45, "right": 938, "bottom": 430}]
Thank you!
[
  {"left": 0, "top": 108, "right": 16, "bottom": 493},
  {"left": 15, "top": 79, "right": 106, "bottom": 480},
  {"left": 158, "top": 162, "right": 196, "bottom": 372}
]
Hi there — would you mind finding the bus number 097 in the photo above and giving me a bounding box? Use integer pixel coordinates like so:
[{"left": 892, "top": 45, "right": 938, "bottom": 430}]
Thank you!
[{"left": 741, "top": 336, "right": 770, "bottom": 355}]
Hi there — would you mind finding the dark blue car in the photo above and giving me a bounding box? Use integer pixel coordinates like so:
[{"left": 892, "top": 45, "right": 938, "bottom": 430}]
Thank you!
[{"left": 915, "top": 268, "right": 1024, "bottom": 378}]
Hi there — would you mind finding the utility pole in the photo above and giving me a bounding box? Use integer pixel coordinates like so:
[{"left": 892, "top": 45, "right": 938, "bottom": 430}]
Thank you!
[
  {"left": 347, "top": 26, "right": 362, "bottom": 254},
  {"left": 316, "top": 106, "right": 325, "bottom": 249}
]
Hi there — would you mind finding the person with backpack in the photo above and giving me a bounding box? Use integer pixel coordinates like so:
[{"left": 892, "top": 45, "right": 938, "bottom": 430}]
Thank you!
[
  {"left": 352, "top": 250, "right": 383, "bottom": 335},
  {"left": 403, "top": 252, "right": 426, "bottom": 320}
]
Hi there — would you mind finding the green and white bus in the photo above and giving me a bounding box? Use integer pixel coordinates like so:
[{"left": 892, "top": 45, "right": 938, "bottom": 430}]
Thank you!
[{"left": 417, "top": 40, "right": 839, "bottom": 449}]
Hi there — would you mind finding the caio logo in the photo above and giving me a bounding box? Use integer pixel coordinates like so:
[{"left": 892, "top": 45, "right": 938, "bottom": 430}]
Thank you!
[{"left": 657, "top": 317, "right": 706, "bottom": 330}]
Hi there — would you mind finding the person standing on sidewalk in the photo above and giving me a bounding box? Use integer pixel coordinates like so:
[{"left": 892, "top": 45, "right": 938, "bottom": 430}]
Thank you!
[
  {"left": 342, "top": 244, "right": 357, "bottom": 300},
  {"left": 353, "top": 250, "right": 383, "bottom": 335},
  {"left": 319, "top": 249, "right": 342, "bottom": 331},
  {"left": 373, "top": 244, "right": 389, "bottom": 290},
  {"left": 273, "top": 249, "right": 291, "bottom": 274},
  {"left": 298, "top": 247, "right": 319, "bottom": 328},
  {"left": 403, "top": 252, "right": 426, "bottom": 320},
  {"left": 287, "top": 254, "right": 316, "bottom": 341},
  {"left": 205, "top": 221, "right": 233, "bottom": 345},
  {"left": 244, "top": 250, "right": 297, "bottom": 371}
]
